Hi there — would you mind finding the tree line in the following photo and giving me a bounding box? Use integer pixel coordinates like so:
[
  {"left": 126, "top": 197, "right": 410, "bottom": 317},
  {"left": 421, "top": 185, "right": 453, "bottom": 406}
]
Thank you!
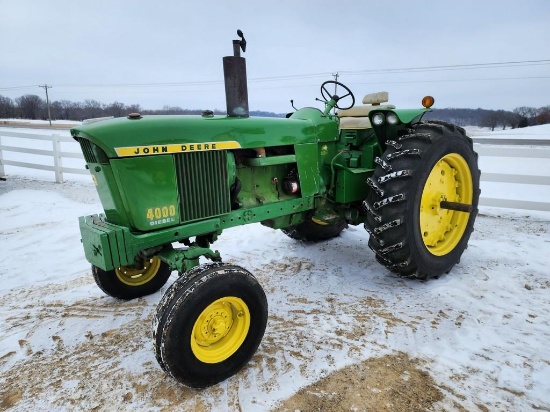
[
  {"left": 1, "top": 93, "right": 549, "bottom": 128},
  {"left": 424, "top": 106, "right": 550, "bottom": 130},
  {"left": 0, "top": 94, "right": 285, "bottom": 121}
]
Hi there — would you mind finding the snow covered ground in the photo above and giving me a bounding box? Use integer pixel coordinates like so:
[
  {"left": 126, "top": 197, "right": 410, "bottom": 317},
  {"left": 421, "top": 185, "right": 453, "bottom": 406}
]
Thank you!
[{"left": 0, "top": 124, "right": 549, "bottom": 411}]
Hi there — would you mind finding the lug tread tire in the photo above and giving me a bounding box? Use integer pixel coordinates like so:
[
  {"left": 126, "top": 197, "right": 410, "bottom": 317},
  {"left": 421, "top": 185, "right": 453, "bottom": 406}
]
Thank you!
[
  {"left": 364, "top": 121, "right": 480, "bottom": 280},
  {"left": 282, "top": 219, "right": 348, "bottom": 242},
  {"left": 152, "top": 262, "right": 227, "bottom": 374},
  {"left": 152, "top": 263, "right": 268, "bottom": 388},
  {"left": 92, "top": 261, "right": 171, "bottom": 300}
]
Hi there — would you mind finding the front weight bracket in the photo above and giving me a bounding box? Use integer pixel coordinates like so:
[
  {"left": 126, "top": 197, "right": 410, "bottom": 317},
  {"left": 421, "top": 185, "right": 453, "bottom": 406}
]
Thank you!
[{"left": 158, "top": 246, "right": 222, "bottom": 275}]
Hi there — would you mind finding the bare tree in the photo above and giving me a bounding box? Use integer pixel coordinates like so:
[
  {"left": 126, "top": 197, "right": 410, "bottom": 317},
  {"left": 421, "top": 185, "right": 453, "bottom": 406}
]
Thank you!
[
  {"left": 0, "top": 95, "right": 16, "bottom": 118},
  {"left": 125, "top": 103, "right": 142, "bottom": 114},
  {"left": 513, "top": 106, "right": 538, "bottom": 126},
  {"left": 83, "top": 99, "right": 105, "bottom": 119},
  {"left": 504, "top": 112, "right": 522, "bottom": 129},
  {"left": 481, "top": 111, "right": 499, "bottom": 131},
  {"left": 105, "top": 101, "right": 126, "bottom": 117},
  {"left": 159, "top": 105, "right": 185, "bottom": 115},
  {"left": 56, "top": 100, "right": 76, "bottom": 120},
  {"left": 536, "top": 106, "right": 550, "bottom": 125},
  {"left": 496, "top": 110, "right": 518, "bottom": 130},
  {"left": 49, "top": 101, "right": 63, "bottom": 120},
  {"left": 15, "top": 94, "right": 43, "bottom": 119}
]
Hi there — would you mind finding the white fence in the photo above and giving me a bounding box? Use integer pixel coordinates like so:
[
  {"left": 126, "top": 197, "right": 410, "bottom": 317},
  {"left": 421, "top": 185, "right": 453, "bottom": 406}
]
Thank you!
[
  {"left": 1, "top": 129, "right": 550, "bottom": 212},
  {"left": 474, "top": 144, "right": 550, "bottom": 212},
  {"left": 0, "top": 130, "right": 88, "bottom": 183}
]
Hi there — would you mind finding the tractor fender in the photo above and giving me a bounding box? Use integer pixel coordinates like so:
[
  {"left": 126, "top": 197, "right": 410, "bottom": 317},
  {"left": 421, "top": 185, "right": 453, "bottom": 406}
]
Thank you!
[{"left": 392, "top": 108, "right": 431, "bottom": 125}]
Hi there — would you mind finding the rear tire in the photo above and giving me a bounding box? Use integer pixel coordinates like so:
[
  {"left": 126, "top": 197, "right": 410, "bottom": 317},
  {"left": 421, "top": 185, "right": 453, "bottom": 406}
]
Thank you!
[
  {"left": 152, "top": 263, "right": 268, "bottom": 388},
  {"left": 282, "top": 219, "right": 347, "bottom": 241},
  {"left": 364, "top": 121, "right": 480, "bottom": 280},
  {"left": 92, "top": 256, "right": 171, "bottom": 300}
]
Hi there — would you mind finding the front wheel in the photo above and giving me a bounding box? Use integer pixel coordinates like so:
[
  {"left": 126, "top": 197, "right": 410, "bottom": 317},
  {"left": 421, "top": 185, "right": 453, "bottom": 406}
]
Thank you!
[
  {"left": 282, "top": 218, "right": 348, "bottom": 242},
  {"left": 364, "top": 121, "right": 480, "bottom": 280},
  {"left": 92, "top": 256, "right": 172, "bottom": 300},
  {"left": 152, "top": 263, "right": 268, "bottom": 388}
]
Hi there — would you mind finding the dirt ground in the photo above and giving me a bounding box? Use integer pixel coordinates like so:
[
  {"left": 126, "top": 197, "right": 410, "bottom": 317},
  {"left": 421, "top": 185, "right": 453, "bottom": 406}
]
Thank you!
[
  {"left": 275, "top": 352, "right": 446, "bottom": 412},
  {"left": 0, "top": 277, "right": 448, "bottom": 412}
]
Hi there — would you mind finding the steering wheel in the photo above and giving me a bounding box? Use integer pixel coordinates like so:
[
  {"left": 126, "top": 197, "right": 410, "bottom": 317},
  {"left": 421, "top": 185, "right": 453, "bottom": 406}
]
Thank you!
[{"left": 320, "top": 80, "right": 355, "bottom": 110}]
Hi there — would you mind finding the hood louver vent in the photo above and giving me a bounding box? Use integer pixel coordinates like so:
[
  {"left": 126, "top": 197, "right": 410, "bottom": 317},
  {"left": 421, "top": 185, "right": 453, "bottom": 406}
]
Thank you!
[{"left": 175, "top": 151, "right": 231, "bottom": 222}]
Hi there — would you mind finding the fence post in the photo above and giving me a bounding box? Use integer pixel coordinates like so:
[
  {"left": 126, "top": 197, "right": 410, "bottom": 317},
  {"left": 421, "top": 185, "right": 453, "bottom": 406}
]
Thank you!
[
  {"left": 52, "top": 135, "right": 63, "bottom": 183},
  {"left": 0, "top": 134, "right": 5, "bottom": 177}
]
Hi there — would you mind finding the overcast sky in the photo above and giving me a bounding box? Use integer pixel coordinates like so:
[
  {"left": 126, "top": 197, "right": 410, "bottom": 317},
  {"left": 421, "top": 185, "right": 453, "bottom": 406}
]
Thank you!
[{"left": 1, "top": 0, "right": 549, "bottom": 114}]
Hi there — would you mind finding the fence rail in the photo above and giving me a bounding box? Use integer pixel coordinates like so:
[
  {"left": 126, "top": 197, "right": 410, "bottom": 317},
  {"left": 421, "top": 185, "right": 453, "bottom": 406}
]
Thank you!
[
  {"left": 473, "top": 143, "right": 550, "bottom": 211},
  {"left": 472, "top": 137, "right": 550, "bottom": 147},
  {"left": 1, "top": 129, "right": 549, "bottom": 212},
  {"left": 0, "top": 130, "right": 88, "bottom": 183}
]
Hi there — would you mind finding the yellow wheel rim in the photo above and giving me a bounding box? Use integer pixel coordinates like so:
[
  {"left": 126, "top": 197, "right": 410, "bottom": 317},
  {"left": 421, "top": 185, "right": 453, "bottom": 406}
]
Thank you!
[
  {"left": 191, "top": 297, "right": 250, "bottom": 364},
  {"left": 420, "top": 153, "right": 473, "bottom": 256},
  {"left": 115, "top": 257, "right": 161, "bottom": 286},
  {"left": 311, "top": 217, "right": 329, "bottom": 226}
]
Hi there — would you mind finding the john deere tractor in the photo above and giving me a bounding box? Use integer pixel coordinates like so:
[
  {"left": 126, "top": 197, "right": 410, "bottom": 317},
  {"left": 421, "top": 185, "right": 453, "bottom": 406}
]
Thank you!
[{"left": 72, "top": 31, "right": 480, "bottom": 388}]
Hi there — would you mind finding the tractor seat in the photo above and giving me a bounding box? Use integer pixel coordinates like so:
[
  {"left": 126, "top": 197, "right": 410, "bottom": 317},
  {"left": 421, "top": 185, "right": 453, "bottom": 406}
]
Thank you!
[{"left": 338, "top": 91, "right": 395, "bottom": 129}]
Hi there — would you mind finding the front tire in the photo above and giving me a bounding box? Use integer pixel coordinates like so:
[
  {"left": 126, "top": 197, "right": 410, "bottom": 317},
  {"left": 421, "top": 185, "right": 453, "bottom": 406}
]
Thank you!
[
  {"left": 92, "top": 256, "right": 172, "bottom": 300},
  {"left": 364, "top": 121, "right": 480, "bottom": 280},
  {"left": 152, "top": 263, "right": 268, "bottom": 388},
  {"left": 282, "top": 218, "right": 348, "bottom": 241}
]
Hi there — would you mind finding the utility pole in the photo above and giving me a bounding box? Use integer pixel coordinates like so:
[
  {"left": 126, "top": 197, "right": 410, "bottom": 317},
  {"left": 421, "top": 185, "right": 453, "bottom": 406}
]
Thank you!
[{"left": 39, "top": 84, "right": 52, "bottom": 126}]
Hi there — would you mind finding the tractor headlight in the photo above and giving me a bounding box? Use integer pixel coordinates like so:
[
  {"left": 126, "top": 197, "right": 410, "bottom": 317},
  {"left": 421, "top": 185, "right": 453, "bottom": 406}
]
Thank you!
[
  {"left": 372, "top": 113, "right": 385, "bottom": 126},
  {"left": 386, "top": 113, "right": 399, "bottom": 125}
]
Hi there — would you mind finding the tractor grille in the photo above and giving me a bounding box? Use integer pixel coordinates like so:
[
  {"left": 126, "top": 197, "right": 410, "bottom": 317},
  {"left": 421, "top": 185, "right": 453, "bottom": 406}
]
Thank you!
[
  {"left": 78, "top": 138, "right": 98, "bottom": 163},
  {"left": 175, "top": 151, "right": 231, "bottom": 222}
]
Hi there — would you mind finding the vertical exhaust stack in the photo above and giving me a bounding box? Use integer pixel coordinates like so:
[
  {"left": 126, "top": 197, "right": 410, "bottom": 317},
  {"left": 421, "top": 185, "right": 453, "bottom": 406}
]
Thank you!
[{"left": 223, "top": 30, "right": 249, "bottom": 118}]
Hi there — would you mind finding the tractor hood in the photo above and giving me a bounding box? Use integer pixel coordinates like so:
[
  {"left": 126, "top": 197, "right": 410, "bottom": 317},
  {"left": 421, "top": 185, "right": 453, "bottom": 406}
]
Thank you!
[{"left": 71, "top": 114, "right": 336, "bottom": 158}]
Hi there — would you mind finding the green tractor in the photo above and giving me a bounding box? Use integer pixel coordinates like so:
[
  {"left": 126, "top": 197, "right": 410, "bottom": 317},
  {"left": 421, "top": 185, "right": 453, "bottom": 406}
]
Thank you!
[{"left": 72, "top": 31, "right": 480, "bottom": 388}]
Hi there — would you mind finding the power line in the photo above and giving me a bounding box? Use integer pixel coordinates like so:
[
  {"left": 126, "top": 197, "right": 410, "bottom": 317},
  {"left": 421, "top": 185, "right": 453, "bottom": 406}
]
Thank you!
[
  {"left": 251, "top": 59, "right": 550, "bottom": 82},
  {"left": 350, "top": 75, "right": 550, "bottom": 86},
  {"left": 0, "top": 85, "right": 40, "bottom": 91},
  {"left": 340, "top": 59, "right": 550, "bottom": 76},
  {"left": 1, "top": 59, "right": 548, "bottom": 92}
]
